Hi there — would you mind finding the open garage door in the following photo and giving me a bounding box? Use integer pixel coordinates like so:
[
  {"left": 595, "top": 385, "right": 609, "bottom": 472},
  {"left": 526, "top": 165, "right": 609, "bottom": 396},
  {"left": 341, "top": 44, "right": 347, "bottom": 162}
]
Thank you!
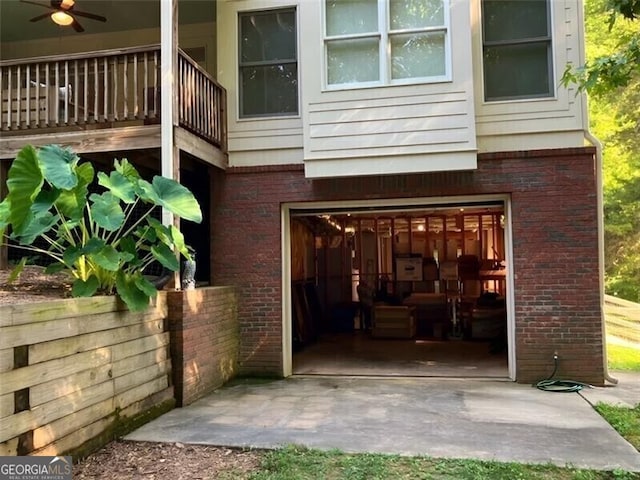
[{"left": 284, "top": 198, "right": 513, "bottom": 379}]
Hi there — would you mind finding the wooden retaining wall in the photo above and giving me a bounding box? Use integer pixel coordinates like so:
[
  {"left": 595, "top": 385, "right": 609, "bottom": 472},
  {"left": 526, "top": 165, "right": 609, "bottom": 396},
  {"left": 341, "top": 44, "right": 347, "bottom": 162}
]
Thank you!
[
  {"left": 0, "top": 295, "right": 174, "bottom": 456},
  {"left": 168, "top": 287, "right": 239, "bottom": 406}
]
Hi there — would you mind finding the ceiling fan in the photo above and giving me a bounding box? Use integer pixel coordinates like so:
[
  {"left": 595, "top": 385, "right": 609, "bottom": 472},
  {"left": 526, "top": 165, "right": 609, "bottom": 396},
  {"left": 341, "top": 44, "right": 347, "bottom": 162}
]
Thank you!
[{"left": 21, "top": 0, "right": 107, "bottom": 33}]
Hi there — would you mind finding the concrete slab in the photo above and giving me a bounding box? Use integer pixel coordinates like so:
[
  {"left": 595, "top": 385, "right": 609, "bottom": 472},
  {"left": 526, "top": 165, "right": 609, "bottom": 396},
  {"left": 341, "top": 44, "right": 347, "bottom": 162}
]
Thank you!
[{"left": 126, "top": 376, "right": 640, "bottom": 472}]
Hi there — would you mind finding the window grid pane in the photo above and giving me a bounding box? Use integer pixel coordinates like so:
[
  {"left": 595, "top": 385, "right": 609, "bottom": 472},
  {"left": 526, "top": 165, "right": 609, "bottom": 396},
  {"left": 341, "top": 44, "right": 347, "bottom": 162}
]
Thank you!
[
  {"left": 324, "top": 0, "right": 449, "bottom": 87},
  {"left": 482, "top": 0, "right": 552, "bottom": 101},
  {"left": 390, "top": 0, "right": 445, "bottom": 30},
  {"left": 483, "top": 42, "right": 552, "bottom": 100},
  {"left": 326, "top": 0, "right": 378, "bottom": 36},
  {"left": 240, "top": 64, "right": 299, "bottom": 117},
  {"left": 482, "top": 0, "right": 549, "bottom": 43},
  {"left": 391, "top": 31, "right": 446, "bottom": 79},
  {"left": 239, "top": 8, "right": 298, "bottom": 117},
  {"left": 327, "top": 37, "right": 380, "bottom": 85}
]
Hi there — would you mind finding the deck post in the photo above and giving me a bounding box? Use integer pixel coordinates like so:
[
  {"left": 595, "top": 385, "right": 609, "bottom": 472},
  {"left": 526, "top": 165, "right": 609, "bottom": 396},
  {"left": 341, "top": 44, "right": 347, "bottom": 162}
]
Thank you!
[{"left": 161, "top": 0, "right": 181, "bottom": 288}]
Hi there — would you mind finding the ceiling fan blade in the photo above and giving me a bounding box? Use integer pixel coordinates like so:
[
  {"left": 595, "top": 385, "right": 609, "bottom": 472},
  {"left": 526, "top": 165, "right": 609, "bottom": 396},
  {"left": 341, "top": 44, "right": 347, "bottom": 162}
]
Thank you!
[
  {"left": 71, "top": 10, "right": 106, "bottom": 22},
  {"left": 71, "top": 18, "right": 85, "bottom": 32},
  {"left": 20, "top": 0, "right": 54, "bottom": 10},
  {"left": 29, "top": 12, "right": 52, "bottom": 22}
]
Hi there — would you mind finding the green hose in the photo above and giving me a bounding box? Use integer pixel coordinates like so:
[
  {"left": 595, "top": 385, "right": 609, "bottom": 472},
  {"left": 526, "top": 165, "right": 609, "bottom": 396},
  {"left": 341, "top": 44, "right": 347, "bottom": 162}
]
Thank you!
[{"left": 534, "top": 356, "right": 592, "bottom": 393}]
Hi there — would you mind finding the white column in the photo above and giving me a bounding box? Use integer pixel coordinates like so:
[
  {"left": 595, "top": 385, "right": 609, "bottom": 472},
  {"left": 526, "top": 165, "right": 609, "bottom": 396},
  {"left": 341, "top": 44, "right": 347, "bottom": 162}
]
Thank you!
[{"left": 160, "top": 0, "right": 179, "bottom": 227}]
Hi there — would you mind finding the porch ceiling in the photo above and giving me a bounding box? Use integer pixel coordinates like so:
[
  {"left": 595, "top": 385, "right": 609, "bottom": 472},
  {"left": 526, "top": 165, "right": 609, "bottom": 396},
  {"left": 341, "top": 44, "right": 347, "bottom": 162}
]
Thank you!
[{"left": 0, "top": 0, "right": 215, "bottom": 43}]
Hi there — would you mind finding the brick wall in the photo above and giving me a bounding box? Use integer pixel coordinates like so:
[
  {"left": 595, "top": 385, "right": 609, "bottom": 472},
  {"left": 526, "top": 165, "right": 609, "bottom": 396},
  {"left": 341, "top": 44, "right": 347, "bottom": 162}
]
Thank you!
[
  {"left": 211, "top": 147, "right": 605, "bottom": 384},
  {"left": 167, "top": 287, "right": 239, "bottom": 406}
]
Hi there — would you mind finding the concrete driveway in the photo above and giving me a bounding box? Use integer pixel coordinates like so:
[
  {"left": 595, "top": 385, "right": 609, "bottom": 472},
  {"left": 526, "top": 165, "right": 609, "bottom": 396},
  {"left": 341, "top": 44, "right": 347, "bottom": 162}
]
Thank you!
[{"left": 126, "top": 373, "right": 640, "bottom": 472}]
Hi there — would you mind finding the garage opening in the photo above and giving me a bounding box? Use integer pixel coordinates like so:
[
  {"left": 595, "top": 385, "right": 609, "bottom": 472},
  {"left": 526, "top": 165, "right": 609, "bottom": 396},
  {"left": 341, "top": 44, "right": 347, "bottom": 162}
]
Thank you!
[{"left": 287, "top": 199, "right": 511, "bottom": 378}]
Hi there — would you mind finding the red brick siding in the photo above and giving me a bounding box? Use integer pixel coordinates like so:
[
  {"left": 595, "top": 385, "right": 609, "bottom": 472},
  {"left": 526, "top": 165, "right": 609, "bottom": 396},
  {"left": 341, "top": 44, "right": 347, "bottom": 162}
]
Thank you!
[
  {"left": 167, "top": 287, "right": 239, "bottom": 406},
  {"left": 211, "top": 147, "right": 605, "bottom": 384}
]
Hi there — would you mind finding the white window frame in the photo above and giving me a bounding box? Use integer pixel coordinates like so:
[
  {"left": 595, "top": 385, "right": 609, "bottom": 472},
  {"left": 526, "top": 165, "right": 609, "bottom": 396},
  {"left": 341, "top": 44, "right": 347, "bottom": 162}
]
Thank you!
[
  {"left": 481, "top": 0, "right": 554, "bottom": 102},
  {"left": 322, "top": 0, "right": 451, "bottom": 91},
  {"left": 237, "top": 6, "right": 300, "bottom": 119}
]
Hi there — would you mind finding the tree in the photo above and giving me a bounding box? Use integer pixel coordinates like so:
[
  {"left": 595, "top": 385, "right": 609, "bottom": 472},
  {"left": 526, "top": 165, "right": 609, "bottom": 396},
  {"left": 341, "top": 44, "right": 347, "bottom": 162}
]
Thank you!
[
  {"left": 562, "top": 0, "right": 639, "bottom": 96},
  {"left": 575, "top": 0, "right": 640, "bottom": 301}
]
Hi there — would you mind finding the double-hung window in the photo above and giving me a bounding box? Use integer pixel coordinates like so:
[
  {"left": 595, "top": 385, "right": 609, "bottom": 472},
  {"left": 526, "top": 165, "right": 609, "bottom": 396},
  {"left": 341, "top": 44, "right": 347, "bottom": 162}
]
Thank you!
[
  {"left": 324, "top": 0, "right": 449, "bottom": 88},
  {"left": 482, "top": 0, "right": 553, "bottom": 101},
  {"left": 238, "top": 8, "right": 298, "bottom": 118}
]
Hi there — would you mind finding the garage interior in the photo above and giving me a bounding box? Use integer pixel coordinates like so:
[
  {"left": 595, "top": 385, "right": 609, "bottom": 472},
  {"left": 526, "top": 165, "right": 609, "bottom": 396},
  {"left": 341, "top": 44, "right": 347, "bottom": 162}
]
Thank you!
[{"left": 289, "top": 202, "right": 509, "bottom": 377}]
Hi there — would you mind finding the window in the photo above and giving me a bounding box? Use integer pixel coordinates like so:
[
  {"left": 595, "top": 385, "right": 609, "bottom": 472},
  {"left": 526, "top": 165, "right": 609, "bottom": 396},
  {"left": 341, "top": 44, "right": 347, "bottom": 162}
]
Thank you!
[
  {"left": 324, "top": 0, "right": 449, "bottom": 88},
  {"left": 482, "top": 0, "right": 553, "bottom": 101},
  {"left": 238, "top": 8, "right": 298, "bottom": 118}
]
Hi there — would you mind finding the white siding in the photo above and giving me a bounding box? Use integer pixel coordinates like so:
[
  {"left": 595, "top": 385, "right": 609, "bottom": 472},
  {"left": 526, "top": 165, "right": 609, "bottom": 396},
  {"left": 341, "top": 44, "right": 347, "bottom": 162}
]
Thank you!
[
  {"left": 300, "top": 0, "right": 477, "bottom": 178},
  {"left": 472, "top": 0, "right": 588, "bottom": 153},
  {"left": 217, "top": 0, "right": 305, "bottom": 168}
]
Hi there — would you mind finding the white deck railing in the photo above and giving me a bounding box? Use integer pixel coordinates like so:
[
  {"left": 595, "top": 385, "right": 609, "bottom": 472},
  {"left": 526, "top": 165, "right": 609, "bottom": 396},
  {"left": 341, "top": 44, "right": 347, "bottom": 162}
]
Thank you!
[{"left": 0, "top": 45, "right": 226, "bottom": 150}]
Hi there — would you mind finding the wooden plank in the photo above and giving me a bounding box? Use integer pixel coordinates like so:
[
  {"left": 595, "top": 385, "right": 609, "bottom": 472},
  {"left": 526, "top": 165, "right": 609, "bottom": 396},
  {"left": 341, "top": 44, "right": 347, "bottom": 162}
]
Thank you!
[
  {"left": 30, "top": 364, "right": 112, "bottom": 408},
  {"left": 1, "top": 292, "right": 166, "bottom": 327},
  {"left": 114, "top": 360, "right": 170, "bottom": 394},
  {"left": 0, "top": 379, "right": 114, "bottom": 443},
  {"left": 33, "top": 414, "right": 112, "bottom": 456},
  {"left": 0, "top": 348, "right": 111, "bottom": 396},
  {"left": 0, "top": 437, "right": 18, "bottom": 456},
  {"left": 0, "top": 296, "right": 123, "bottom": 327},
  {"left": 116, "top": 376, "right": 169, "bottom": 411},
  {"left": 28, "top": 318, "right": 165, "bottom": 364},
  {"left": 111, "top": 347, "right": 168, "bottom": 378},
  {"left": 33, "top": 386, "right": 173, "bottom": 456},
  {"left": 0, "top": 124, "right": 162, "bottom": 160},
  {"left": 0, "top": 348, "right": 13, "bottom": 373},
  {"left": 175, "top": 126, "right": 227, "bottom": 169},
  {"left": 111, "top": 332, "right": 170, "bottom": 362},
  {"left": 0, "top": 393, "right": 14, "bottom": 419},
  {"left": 3, "top": 306, "right": 164, "bottom": 350},
  {"left": 32, "top": 397, "right": 114, "bottom": 451}
]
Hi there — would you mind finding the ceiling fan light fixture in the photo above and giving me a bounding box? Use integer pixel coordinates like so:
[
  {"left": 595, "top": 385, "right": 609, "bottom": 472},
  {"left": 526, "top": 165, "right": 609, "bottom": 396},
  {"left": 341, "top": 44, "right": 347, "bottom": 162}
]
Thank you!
[
  {"left": 60, "top": 0, "right": 75, "bottom": 9},
  {"left": 51, "top": 10, "right": 73, "bottom": 26}
]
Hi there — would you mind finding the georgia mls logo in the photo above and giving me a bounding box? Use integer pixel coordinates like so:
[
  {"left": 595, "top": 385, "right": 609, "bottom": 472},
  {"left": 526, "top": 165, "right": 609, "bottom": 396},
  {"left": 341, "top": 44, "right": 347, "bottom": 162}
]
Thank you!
[{"left": 0, "top": 456, "right": 72, "bottom": 480}]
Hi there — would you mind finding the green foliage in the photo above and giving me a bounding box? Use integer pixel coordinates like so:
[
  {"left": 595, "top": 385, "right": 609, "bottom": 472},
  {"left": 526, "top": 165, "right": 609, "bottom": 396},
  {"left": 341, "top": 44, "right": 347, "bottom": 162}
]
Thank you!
[
  {"left": 561, "top": 0, "right": 640, "bottom": 96},
  {"left": 580, "top": 0, "right": 640, "bottom": 302},
  {"left": 0, "top": 144, "right": 202, "bottom": 311}
]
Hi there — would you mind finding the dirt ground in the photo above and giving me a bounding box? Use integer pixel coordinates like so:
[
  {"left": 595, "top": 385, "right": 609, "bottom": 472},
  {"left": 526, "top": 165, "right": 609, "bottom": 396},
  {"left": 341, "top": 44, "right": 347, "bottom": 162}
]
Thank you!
[
  {"left": 73, "top": 441, "right": 263, "bottom": 479},
  {"left": 0, "top": 265, "right": 73, "bottom": 305},
  {"left": 1, "top": 267, "right": 263, "bottom": 478}
]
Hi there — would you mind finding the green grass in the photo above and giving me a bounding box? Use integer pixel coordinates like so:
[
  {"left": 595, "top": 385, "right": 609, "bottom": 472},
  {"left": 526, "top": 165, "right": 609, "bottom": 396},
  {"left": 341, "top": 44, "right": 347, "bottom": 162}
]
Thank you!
[
  {"left": 596, "top": 403, "right": 640, "bottom": 452},
  {"left": 607, "top": 343, "right": 640, "bottom": 372},
  {"left": 237, "top": 445, "right": 637, "bottom": 480}
]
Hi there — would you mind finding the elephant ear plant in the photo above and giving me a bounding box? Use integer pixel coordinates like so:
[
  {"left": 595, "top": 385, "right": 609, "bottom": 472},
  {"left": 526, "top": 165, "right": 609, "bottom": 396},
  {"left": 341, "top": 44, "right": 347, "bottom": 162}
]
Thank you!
[{"left": 0, "top": 144, "right": 202, "bottom": 311}]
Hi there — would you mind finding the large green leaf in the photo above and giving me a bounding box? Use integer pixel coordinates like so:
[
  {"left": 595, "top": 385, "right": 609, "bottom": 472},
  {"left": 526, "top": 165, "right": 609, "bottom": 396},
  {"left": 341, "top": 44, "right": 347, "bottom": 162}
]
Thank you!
[
  {"left": 114, "top": 158, "right": 140, "bottom": 180},
  {"left": 146, "top": 217, "right": 171, "bottom": 245},
  {"left": 119, "top": 236, "right": 142, "bottom": 269},
  {"left": 72, "top": 275, "right": 99, "bottom": 297},
  {"left": 116, "top": 271, "right": 151, "bottom": 312},
  {"left": 151, "top": 242, "right": 180, "bottom": 271},
  {"left": 134, "top": 275, "right": 158, "bottom": 298},
  {"left": 56, "top": 162, "right": 94, "bottom": 220},
  {"left": 170, "top": 225, "right": 191, "bottom": 259},
  {"left": 13, "top": 212, "right": 57, "bottom": 245},
  {"left": 38, "top": 145, "right": 79, "bottom": 190},
  {"left": 89, "top": 192, "right": 125, "bottom": 231},
  {"left": 141, "top": 176, "right": 202, "bottom": 223},
  {"left": 6, "top": 146, "right": 44, "bottom": 236},
  {"left": 98, "top": 170, "right": 136, "bottom": 204},
  {"left": 63, "top": 245, "right": 84, "bottom": 266},
  {"left": 0, "top": 199, "right": 10, "bottom": 240},
  {"left": 32, "top": 188, "right": 60, "bottom": 216},
  {"left": 89, "top": 244, "right": 121, "bottom": 271}
]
